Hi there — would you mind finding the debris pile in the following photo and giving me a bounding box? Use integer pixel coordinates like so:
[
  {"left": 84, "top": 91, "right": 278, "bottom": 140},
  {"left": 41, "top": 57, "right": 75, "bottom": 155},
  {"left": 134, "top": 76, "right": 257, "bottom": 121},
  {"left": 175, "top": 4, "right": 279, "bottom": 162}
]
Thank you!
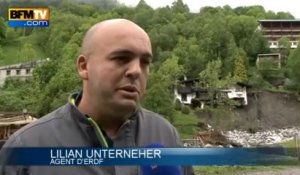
[
  {"left": 223, "top": 127, "right": 300, "bottom": 147},
  {"left": 183, "top": 127, "right": 300, "bottom": 148},
  {"left": 0, "top": 113, "right": 36, "bottom": 140}
]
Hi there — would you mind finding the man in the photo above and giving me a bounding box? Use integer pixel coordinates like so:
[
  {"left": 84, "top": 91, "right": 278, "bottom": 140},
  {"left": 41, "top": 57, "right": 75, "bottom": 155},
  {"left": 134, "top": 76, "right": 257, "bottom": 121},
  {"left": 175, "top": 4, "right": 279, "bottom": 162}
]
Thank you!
[{"left": 0, "top": 19, "right": 194, "bottom": 175}]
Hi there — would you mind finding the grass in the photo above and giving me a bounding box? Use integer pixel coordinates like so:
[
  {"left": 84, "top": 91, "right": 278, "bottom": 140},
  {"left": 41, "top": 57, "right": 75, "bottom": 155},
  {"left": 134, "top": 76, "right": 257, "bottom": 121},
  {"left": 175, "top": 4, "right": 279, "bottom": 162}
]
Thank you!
[
  {"left": 194, "top": 166, "right": 287, "bottom": 175},
  {"left": 173, "top": 110, "right": 199, "bottom": 139},
  {"left": 0, "top": 35, "right": 46, "bottom": 66},
  {"left": 282, "top": 138, "right": 300, "bottom": 158}
]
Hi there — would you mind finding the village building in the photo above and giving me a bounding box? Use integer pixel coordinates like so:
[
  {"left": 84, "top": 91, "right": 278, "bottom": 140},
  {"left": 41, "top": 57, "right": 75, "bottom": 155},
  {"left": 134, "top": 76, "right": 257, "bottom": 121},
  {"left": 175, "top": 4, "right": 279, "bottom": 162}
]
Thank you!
[
  {"left": 258, "top": 19, "right": 300, "bottom": 49},
  {"left": 0, "top": 59, "right": 49, "bottom": 87},
  {"left": 174, "top": 78, "right": 200, "bottom": 105},
  {"left": 174, "top": 78, "right": 249, "bottom": 109},
  {"left": 256, "top": 53, "right": 282, "bottom": 70}
]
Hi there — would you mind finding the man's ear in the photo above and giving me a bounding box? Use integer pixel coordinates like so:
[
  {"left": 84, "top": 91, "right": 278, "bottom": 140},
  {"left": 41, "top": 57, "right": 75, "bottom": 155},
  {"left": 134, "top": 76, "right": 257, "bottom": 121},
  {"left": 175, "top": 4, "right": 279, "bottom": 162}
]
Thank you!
[{"left": 77, "top": 55, "right": 88, "bottom": 80}]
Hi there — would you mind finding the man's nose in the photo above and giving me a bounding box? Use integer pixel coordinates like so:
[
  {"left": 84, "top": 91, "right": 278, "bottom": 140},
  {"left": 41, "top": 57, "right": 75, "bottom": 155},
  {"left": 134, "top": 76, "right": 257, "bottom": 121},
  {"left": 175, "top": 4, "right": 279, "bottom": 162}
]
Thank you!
[{"left": 125, "top": 59, "right": 142, "bottom": 79}]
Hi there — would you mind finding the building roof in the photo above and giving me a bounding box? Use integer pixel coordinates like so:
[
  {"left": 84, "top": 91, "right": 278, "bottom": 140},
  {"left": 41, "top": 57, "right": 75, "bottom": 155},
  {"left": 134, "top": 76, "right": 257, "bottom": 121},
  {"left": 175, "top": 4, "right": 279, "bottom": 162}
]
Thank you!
[
  {"left": 180, "top": 78, "right": 199, "bottom": 83},
  {"left": 258, "top": 53, "right": 281, "bottom": 56},
  {"left": 0, "top": 59, "right": 49, "bottom": 71},
  {"left": 259, "top": 19, "right": 300, "bottom": 22},
  {"left": 0, "top": 114, "right": 36, "bottom": 127}
]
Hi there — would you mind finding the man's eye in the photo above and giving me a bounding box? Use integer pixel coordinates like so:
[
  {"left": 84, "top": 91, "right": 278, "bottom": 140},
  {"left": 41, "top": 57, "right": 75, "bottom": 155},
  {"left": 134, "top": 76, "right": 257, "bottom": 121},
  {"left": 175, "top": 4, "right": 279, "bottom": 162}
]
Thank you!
[
  {"left": 114, "top": 56, "right": 130, "bottom": 63},
  {"left": 141, "top": 59, "right": 150, "bottom": 65}
]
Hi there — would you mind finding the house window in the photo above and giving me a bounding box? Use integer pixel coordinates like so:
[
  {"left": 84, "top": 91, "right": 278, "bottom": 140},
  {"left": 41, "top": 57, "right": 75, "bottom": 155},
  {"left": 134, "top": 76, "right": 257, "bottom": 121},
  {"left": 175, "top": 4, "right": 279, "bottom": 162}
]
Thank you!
[
  {"left": 235, "top": 87, "right": 244, "bottom": 92},
  {"left": 6, "top": 70, "right": 11, "bottom": 75},
  {"left": 26, "top": 69, "right": 30, "bottom": 74},
  {"left": 181, "top": 94, "right": 187, "bottom": 102},
  {"left": 16, "top": 69, "right": 21, "bottom": 75}
]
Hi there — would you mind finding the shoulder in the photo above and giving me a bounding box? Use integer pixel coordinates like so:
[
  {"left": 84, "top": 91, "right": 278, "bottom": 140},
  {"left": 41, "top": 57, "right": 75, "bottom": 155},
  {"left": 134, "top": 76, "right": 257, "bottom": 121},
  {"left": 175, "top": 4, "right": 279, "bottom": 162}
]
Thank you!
[
  {"left": 139, "top": 108, "right": 175, "bottom": 130},
  {"left": 136, "top": 108, "right": 182, "bottom": 147},
  {"left": 14, "top": 104, "right": 69, "bottom": 135}
]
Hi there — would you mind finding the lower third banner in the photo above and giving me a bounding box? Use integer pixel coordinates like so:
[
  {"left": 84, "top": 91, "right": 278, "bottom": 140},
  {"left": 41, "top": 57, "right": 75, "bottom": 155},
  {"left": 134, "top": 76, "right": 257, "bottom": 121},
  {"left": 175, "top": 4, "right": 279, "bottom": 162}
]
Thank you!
[{"left": 1, "top": 147, "right": 299, "bottom": 166}]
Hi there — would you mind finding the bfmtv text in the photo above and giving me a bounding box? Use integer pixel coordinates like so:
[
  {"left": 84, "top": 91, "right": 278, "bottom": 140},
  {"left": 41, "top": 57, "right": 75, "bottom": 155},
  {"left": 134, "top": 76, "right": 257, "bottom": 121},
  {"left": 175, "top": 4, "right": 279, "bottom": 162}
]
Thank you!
[{"left": 8, "top": 8, "right": 49, "bottom": 27}]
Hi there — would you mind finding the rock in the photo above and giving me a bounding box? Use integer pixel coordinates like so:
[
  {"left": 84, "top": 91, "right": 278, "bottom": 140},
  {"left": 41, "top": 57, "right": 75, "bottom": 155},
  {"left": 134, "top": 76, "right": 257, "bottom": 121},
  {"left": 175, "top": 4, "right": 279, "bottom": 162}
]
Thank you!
[
  {"left": 204, "top": 144, "right": 212, "bottom": 147},
  {"left": 223, "top": 127, "right": 300, "bottom": 147}
]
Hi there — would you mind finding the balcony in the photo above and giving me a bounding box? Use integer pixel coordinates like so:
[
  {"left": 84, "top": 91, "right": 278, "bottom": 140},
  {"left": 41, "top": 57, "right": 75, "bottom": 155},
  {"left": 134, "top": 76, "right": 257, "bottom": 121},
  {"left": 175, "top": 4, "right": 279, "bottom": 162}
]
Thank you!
[{"left": 262, "top": 27, "right": 300, "bottom": 32}]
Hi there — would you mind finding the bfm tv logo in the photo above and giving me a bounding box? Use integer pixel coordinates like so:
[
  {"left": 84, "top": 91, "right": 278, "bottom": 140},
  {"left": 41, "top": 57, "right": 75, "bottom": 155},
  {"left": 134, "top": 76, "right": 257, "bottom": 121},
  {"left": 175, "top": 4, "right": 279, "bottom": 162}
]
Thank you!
[{"left": 8, "top": 8, "right": 49, "bottom": 27}]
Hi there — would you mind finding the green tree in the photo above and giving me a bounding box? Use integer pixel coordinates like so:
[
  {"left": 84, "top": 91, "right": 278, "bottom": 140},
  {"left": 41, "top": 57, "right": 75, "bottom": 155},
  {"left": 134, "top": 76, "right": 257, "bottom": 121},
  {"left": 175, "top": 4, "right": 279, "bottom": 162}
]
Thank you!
[
  {"left": 29, "top": 40, "right": 81, "bottom": 117},
  {"left": 171, "top": 0, "right": 189, "bottom": 13},
  {"left": 246, "top": 6, "right": 266, "bottom": 19},
  {"left": 199, "top": 59, "right": 236, "bottom": 107},
  {"left": 199, "top": 59, "right": 223, "bottom": 89},
  {"left": 26, "top": 59, "right": 58, "bottom": 117},
  {"left": 142, "top": 77, "right": 175, "bottom": 123},
  {"left": 151, "top": 6, "right": 173, "bottom": 25},
  {"left": 142, "top": 56, "right": 185, "bottom": 123},
  {"left": 198, "top": 14, "right": 236, "bottom": 73},
  {"left": 276, "top": 12, "right": 294, "bottom": 19},
  {"left": 0, "top": 79, "right": 30, "bottom": 112},
  {"left": 278, "top": 37, "right": 291, "bottom": 65},
  {"left": 287, "top": 47, "right": 300, "bottom": 91},
  {"left": 0, "top": 91, "right": 25, "bottom": 111},
  {"left": 156, "top": 55, "right": 185, "bottom": 86},
  {"left": 133, "top": 0, "right": 154, "bottom": 30},
  {"left": 173, "top": 37, "right": 206, "bottom": 77},
  {"left": 266, "top": 10, "right": 277, "bottom": 19},
  {"left": 0, "top": 17, "right": 6, "bottom": 39},
  {"left": 233, "top": 51, "right": 248, "bottom": 82},
  {"left": 0, "top": 46, "right": 6, "bottom": 62},
  {"left": 5, "top": 28, "right": 19, "bottom": 41},
  {"left": 158, "top": 23, "right": 178, "bottom": 50},
  {"left": 174, "top": 98, "right": 182, "bottom": 111},
  {"left": 18, "top": 43, "right": 38, "bottom": 60},
  {"left": 227, "top": 15, "right": 257, "bottom": 48},
  {"left": 46, "top": 12, "right": 85, "bottom": 59}
]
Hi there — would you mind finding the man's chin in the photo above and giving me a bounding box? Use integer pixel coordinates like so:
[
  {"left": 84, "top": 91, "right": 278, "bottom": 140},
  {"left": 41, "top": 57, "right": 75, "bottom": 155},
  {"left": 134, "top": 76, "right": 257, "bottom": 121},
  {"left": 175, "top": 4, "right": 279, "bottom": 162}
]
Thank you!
[{"left": 115, "top": 99, "right": 138, "bottom": 112}]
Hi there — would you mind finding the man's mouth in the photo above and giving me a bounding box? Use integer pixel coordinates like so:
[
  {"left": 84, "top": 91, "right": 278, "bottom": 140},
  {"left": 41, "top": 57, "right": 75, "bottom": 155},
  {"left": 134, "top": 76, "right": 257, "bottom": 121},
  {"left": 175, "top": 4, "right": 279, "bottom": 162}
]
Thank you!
[
  {"left": 118, "top": 85, "right": 140, "bottom": 99},
  {"left": 119, "top": 85, "right": 139, "bottom": 93}
]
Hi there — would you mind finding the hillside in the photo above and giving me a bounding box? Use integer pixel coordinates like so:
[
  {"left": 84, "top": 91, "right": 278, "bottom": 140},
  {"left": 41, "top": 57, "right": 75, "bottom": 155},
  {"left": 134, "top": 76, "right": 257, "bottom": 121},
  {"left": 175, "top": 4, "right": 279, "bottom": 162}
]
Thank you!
[
  {"left": 0, "top": 35, "right": 46, "bottom": 66},
  {"left": 236, "top": 91, "right": 300, "bottom": 130},
  {"left": 196, "top": 91, "right": 300, "bottom": 132}
]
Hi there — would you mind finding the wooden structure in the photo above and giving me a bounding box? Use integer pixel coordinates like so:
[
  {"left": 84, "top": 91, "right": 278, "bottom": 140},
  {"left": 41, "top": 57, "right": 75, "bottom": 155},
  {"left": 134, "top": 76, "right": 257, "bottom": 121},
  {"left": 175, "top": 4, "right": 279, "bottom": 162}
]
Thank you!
[
  {"left": 258, "top": 19, "right": 300, "bottom": 49},
  {"left": 0, "top": 112, "right": 36, "bottom": 140},
  {"left": 256, "top": 53, "right": 282, "bottom": 69}
]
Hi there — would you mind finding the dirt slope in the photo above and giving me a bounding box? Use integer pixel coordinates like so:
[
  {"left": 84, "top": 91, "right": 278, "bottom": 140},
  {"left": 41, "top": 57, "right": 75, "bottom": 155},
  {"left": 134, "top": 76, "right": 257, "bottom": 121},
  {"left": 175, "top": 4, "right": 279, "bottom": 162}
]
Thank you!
[{"left": 235, "top": 91, "right": 300, "bottom": 131}]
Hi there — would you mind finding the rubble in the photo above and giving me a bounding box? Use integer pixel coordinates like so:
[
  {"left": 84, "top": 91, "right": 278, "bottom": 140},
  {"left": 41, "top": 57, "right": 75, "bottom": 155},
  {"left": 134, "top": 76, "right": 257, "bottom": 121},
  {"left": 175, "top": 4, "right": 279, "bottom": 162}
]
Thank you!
[
  {"left": 184, "top": 127, "right": 300, "bottom": 148},
  {"left": 223, "top": 127, "right": 300, "bottom": 147},
  {"left": 0, "top": 113, "right": 37, "bottom": 140}
]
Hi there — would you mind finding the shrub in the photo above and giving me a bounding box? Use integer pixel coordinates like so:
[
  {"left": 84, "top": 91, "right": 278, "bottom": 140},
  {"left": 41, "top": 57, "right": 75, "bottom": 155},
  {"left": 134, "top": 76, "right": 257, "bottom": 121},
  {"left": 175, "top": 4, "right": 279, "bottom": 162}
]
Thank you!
[
  {"left": 174, "top": 98, "right": 182, "bottom": 111},
  {"left": 182, "top": 105, "right": 190, "bottom": 114}
]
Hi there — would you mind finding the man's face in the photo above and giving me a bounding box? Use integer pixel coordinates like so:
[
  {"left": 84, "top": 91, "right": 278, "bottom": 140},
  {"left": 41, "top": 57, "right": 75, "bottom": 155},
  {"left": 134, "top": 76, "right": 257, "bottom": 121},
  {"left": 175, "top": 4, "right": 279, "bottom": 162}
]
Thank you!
[{"left": 86, "top": 26, "right": 152, "bottom": 115}]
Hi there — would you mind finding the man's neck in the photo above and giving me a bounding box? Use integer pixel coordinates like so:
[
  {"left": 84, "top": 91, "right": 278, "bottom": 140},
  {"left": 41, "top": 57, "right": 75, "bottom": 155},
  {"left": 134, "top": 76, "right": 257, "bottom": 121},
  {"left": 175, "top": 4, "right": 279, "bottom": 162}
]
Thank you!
[{"left": 77, "top": 98, "right": 128, "bottom": 138}]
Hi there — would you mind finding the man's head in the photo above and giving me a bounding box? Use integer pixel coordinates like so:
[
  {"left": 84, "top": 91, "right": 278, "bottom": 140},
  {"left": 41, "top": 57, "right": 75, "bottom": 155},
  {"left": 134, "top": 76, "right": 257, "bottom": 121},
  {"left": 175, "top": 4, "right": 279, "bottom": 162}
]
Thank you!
[{"left": 77, "top": 19, "right": 152, "bottom": 119}]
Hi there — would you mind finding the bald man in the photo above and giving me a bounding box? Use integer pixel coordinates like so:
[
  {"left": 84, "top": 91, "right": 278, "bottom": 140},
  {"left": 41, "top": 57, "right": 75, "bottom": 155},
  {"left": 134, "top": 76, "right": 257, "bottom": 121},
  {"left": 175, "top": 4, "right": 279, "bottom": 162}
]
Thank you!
[{"left": 0, "top": 19, "right": 194, "bottom": 175}]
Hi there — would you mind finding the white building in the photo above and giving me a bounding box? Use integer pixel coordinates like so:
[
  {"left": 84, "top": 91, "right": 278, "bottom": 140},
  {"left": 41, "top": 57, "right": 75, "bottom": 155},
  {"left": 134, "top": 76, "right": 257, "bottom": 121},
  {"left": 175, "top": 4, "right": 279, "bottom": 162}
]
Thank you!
[
  {"left": 0, "top": 59, "right": 48, "bottom": 87},
  {"left": 174, "top": 78, "right": 200, "bottom": 105},
  {"left": 174, "top": 78, "right": 249, "bottom": 107},
  {"left": 219, "top": 85, "right": 248, "bottom": 106}
]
